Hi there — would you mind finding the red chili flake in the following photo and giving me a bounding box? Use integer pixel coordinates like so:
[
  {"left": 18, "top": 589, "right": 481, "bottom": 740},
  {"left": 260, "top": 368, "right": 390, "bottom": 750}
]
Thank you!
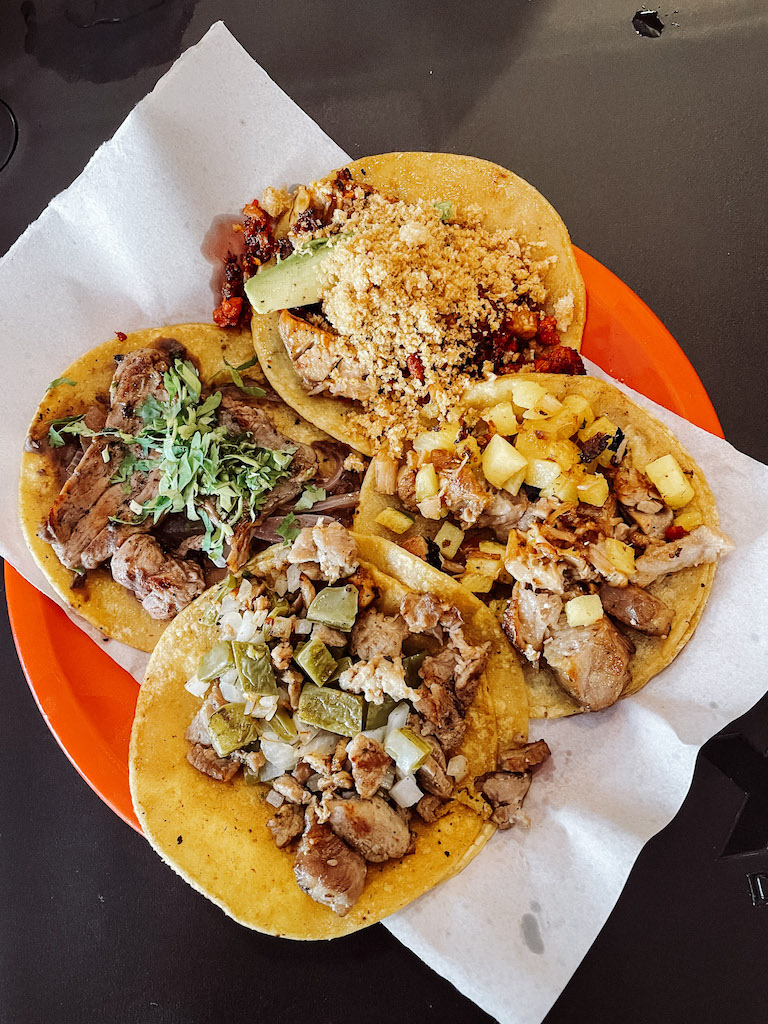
[
  {"left": 664, "top": 525, "right": 689, "bottom": 541},
  {"left": 212, "top": 296, "right": 243, "bottom": 327},
  {"left": 115, "top": 331, "right": 127, "bottom": 341},
  {"left": 406, "top": 353, "right": 425, "bottom": 384},
  {"left": 537, "top": 314, "right": 560, "bottom": 347}
]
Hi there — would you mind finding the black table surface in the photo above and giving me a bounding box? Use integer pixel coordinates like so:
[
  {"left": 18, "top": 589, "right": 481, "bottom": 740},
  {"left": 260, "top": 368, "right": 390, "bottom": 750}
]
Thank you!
[{"left": 2, "top": 3, "right": 767, "bottom": 1023}]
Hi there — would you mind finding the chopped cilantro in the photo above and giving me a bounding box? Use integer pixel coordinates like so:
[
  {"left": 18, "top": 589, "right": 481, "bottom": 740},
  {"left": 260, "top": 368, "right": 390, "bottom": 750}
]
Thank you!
[
  {"left": 47, "top": 377, "right": 76, "bottom": 391},
  {"left": 222, "top": 356, "right": 266, "bottom": 398},
  {"left": 137, "top": 394, "right": 166, "bottom": 426},
  {"left": 295, "top": 484, "right": 326, "bottom": 511},
  {"left": 434, "top": 200, "right": 453, "bottom": 222},
  {"left": 276, "top": 512, "right": 300, "bottom": 546},
  {"left": 47, "top": 415, "right": 93, "bottom": 448}
]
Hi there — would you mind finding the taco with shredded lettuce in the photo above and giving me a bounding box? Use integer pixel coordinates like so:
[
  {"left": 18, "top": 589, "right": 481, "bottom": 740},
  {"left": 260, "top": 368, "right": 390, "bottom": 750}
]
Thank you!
[
  {"left": 130, "top": 524, "right": 548, "bottom": 938},
  {"left": 19, "top": 324, "right": 366, "bottom": 652},
  {"left": 214, "top": 152, "right": 586, "bottom": 457},
  {"left": 354, "top": 374, "right": 733, "bottom": 718}
]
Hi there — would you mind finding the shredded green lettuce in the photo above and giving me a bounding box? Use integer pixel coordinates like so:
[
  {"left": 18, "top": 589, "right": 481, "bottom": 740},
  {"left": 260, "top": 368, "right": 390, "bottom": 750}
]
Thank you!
[
  {"left": 295, "top": 484, "right": 326, "bottom": 511},
  {"left": 47, "top": 377, "right": 76, "bottom": 392},
  {"left": 276, "top": 512, "right": 300, "bottom": 545}
]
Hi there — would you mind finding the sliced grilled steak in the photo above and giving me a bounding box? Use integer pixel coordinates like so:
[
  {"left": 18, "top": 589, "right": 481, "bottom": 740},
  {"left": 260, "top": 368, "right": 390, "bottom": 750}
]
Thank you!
[{"left": 110, "top": 534, "right": 205, "bottom": 619}]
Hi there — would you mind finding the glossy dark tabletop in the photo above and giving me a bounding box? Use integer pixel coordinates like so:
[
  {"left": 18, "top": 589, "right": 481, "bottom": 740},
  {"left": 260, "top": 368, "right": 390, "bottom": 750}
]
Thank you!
[{"left": 2, "top": 3, "right": 767, "bottom": 1023}]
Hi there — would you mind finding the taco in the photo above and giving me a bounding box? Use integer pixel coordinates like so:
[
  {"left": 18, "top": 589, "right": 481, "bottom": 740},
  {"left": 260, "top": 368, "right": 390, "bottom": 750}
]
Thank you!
[
  {"left": 130, "top": 523, "right": 547, "bottom": 938},
  {"left": 354, "top": 374, "right": 733, "bottom": 718},
  {"left": 19, "top": 324, "right": 365, "bottom": 652},
  {"left": 214, "top": 152, "right": 586, "bottom": 457}
]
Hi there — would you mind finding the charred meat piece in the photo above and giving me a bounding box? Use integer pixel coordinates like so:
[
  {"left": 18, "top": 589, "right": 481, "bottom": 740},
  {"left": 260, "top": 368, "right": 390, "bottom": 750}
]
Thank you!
[
  {"left": 186, "top": 742, "right": 240, "bottom": 782},
  {"left": 430, "top": 449, "right": 491, "bottom": 529},
  {"left": 531, "top": 346, "right": 585, "bottom": 375},
  {"left": 266, "top": 803, "right": 305, "bottom": 848},
  {"left": 396, "top": 463, "right": 419, "bottom": 511},
  {"left": 599, "top": 582, "right": 675, "bottom": 637},
  {"left": 79, "top": 466, "right": 163, "bottom": 569},
  {"left": 499, "top": 739, "right": 551, "bottom": 773},
  {"left": 347, "top": 566, "right": 380, "bottom": 609},
  {"left": 346, "top": 733, "right": 394, "bottom": 800},
  {"left": 503, "top": 584, "right": 563, "bottom": 663},
  {"left": 278, "top": 310, "right": 371, "bottom": 401},
  {"left": 416, "top": 755, "right": 454, "bottom": 799},
  {"left": 111, "top": 534, "right": 206, "bottom": 620},
  {"left": 475, "top": 490, "right": 527, "bottom": 540},
  {"left": 543, "top": 614, "right": 633, "bottom": 710},
  {"left": 632, "top": 526, "right": 734, "bottom": 587},
  {"left": 475, "top": 771, "right": 532, "bottom": 829},
  {"left": 414, "top": 683, "right": 466, "bottom": 753},
  {"left": 293, "top": 810, "right": 367, "bottom": 916},
  {"left": 288, "top": 520, "right": 359, "bottom": 582},
  {"left": 350, "top": 608, "right": 410, "bottom": 661},
  {"left": 415, "top": 795, "right": 447, "bottom": 823},
  {"left": 326, "top": 795, "right": 411, "bottom": 863},
  {"left": 272, "top": 774, "right": 311, "bottom": 805}
]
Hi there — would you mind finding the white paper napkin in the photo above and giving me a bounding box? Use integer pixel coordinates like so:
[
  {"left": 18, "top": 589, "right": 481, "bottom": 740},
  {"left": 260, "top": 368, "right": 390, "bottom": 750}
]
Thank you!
[{"left": 2, "top": 24, "right": 767, "bottom": 1024}]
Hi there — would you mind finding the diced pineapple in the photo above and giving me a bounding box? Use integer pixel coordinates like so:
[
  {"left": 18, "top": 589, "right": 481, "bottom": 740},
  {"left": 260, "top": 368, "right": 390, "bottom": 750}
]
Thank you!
[
  {"left": 578, "top": 414, "right": 619, "bottom": 445},
  {"left": 673, "top": 508, "right": 703, "bottom": 532},
  {"left": 375, "top": 509, "right": 415, "bottom": 535},
  {"left": 479, "top": 540, "right": 507, "bottom": 557},
  {"left": 515, "top": 430, "right": 550, "bottom": 461},
  {"left": 546, "top": 439, "right": 581, "bottom": 471},
  {"left": 561, "top": 394, "right": 595, "bottom": 429},
  {"left": 525, "top": 458, "right": 562, "bottom": 489},
  {"left": 415, "top": 463, "right": 439, "bottom": 502},
  {"left": 482, "top": 434, "right": 528, "bottom": 489},
  {"left": 418, "top": 495, "right": 445, "bottom": 520},
  {"left": 460, "top": 574, "right": 496, "bottom": 594},
  {"left": 534, "top": 408, "right": 581, "bottom": 440},
  {"left": 542, "top": 473, "right": 579, "bottom": 504},
  {"left": 486, "top": 402, "right": 519, "bottom": 436},
  {"left": 456, "top": 435, "right": 483, "bottom": 469},
  {"left": 522, "top": 393, "right": 564, "bottom": 420},
  {"left": 645, "top": 454, "right": 695, "bottom": 510},
  {"left": 413, "top": 424, "right": 459, "bottom": 455},
  {"left": 510, "top": 380, "right": 547, "bottom": 410},
  {"left": 576, "top": 473, "right": 610, "bottom": 507},
  {"left": 466, "top": 554, "right": 502, "bottom": 578},
  {"left": 603, "top": 538, "right": 636, "bottom": 576},
  {"left": 434, "top": 522, "right": 465, "bottom": 559},
  {"left": 565, "top": 594, "right": 604, "bottom": 628},
  {"left": 502, "top": 465, "right": 528, "bottom": 497}
]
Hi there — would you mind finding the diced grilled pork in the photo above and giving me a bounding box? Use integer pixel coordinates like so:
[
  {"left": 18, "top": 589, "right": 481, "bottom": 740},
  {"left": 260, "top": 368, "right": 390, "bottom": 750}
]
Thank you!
[
  {"left": 504, "top": 525, "right": 566, "bottom": 594},
  {"left": 632, "top": 526, "right": 734, "bottom": 587},
  {"left": 475, "top": 771, "right": 532, "bottom": 830},
  {"left": 186, "top": 742, "right": 240, "bottom": 782},
  {"left": 350, "top": 609, "right": 410, "bottom": 661},
  {"left": 543, "top": 614, "right": 633, "bottom": 710},
  {"left": 430, "top": 450, "right": 491, "bottom": 529},
  {"left": 326, "top": 795, "right": 411, "bottom": 863},
  {"left": 79, "top": 466, "right": 163, "bottom": 569},
  {"left": 399, "top": 591, "right": 462, "bottom": 635},
  {"left": 475, "top": 490, "right": 527, "bottom": 540},
  {"left": 111, "top": 534, "right": 205, "bottom": 619},
  {"left": 499, "top": 739, "right": 552, "bottom": 773},
  {"left": 413, "top": 684, "right": 466, "bottom": 753},
  {"left": 288, "top": 521, "right": 359, "bottom": 582},
  {"left": 346, "top": 568, "right": 379, "bottom": 611},
  {"left": 599, "top": 582, "right": 675, "bottom": 637},
  {"left": 415, "top": 795, "right": 447, "bottom": 823},
  {"left": 346, "top": 733, "right": 394, "bottom": 799},
  {"left": 272, "top": 774, "right": 311, "bottom": 805},
  {"left": 266, "top": 803, "right": 305, "bottom": 848},
  {"left": 293, "top": 810, "right": 367, "bottom": 916},
  {"left": 107, "top": 343, "right": 179, "bottom": 434},
  {"left": 612, "top": 465, "right": 673, "bottom": 538},
  {"left": 338, "top": 655, "right": 416, "bottom": 705},
  {"left": 396, "top": 464, "right": 418, "bottom": 511},
  {"left": 503, "top": 584, "right": 563, "bottom": 663},
  {"left": 416, "top": 755, "right": 453, "bottom": 799}
]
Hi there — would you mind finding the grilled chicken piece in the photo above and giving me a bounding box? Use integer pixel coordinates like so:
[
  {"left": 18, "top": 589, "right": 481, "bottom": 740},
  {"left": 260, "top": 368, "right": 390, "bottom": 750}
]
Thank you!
[
  {"left": 543, "top": 615, "right": 633, "bottom": 710},
  {"left": 399, "top": 591, "right": 462, "bottom": 635},
  {"left": 504, "top": 525, "right": 566, "bottom": 595},
  {"left": 599, "top": 583, "right": 675, "bottom": 637},
  {"left": 430, "top": 450, "right": 491, "bottom": 529},
  {"left": 293, "top": 810, "right": 366, "bottom": 916},
  {"left": 499, "top": 739, "right": 551, "bottom": 773},
  {"left": 338, "top": 655, "right": 416, "bottom": 705},
  {"left": 517, "top": 496, "right": 559, "bottom": 532},
  {"left": 475, "top": 490, "right": 527, "bottom": 540},
  {"left": 186, "top": 742, "right": 240, "bottom": 781},
  {"left": 278, "top": 310, "right": 372, "bottom": 401},
  {"left": 503, "top": 584, "right": 563, "bottom": 663},
  {"left": 326, "top": 796, "right": 411, "bottom": 863},
  {"left": 272, "top": 774, "right": 311, "bottom": 805},
  {"left": 347, "top": 734, "right": 394, "bottom": 799},
  {"left": 288, "top": 521, "right": 359, "bottom": 582},
  {"left": 475, "top": 771, "right": 532, "bottom": 830},
  {"left": 266, "top": 803, "right": 305, "bottom": 848},
  {"left": 416, "top": 755, "right": 454, "bottom": 799},
  {"left": 350, "top": 609, "right": 410, "bottom": 661},
  {"left": 632, "top": 526, "right": 734, "bottom": 587},
  {"left": 111, "top": 534, "right": 205, "bottom": 619}
]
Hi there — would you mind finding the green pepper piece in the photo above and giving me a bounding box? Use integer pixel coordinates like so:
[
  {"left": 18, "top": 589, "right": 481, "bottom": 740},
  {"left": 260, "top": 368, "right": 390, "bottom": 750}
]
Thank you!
[
  {"left": 364, "top": 694, "right": 397, "bottom": 731},
  {"left": 403, "top": 650, "right": 428, "bottom": 689},
  {"left": 296, "top": 637, "right": 337, "bottom": 687},
  {"left": 207, "top": 702, "right": 262, "bottom": 757},
  {"left": 270, "top": 708, "right": 298, "bottom": 742},
  {"left": 271, "top": 597, "right": 290, "bottom": 617},
  {"left": 297, "top": 684, "right": 365, "bottom": 737},
  {"left": 330, "top": 655, "right": 353, "bottom": 682},
  {"left": 306, "top": 585, "right": 359, "bottom": 631},
  {"left": 233, "top": 641, "right": 277, "bottom": 699},
  {"left": 197, "top": 640, "right": 234, "bottom": 682},
  {"left": 384, "top": 726, "right": 433, "bottom": 775}
]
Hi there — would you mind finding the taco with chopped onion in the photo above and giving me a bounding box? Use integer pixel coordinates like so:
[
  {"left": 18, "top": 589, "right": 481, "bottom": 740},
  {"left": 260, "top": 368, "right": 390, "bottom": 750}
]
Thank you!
[
  {"left": 19, "top": 324, "right": 365, "bottom": 652},
  {"left": 130, "top": 524, "right": 548, "bottom": 938},
  {"left": 214, "top": 152, "right": 586, "bottom": 457},
  {"left": 354, "top": 374, "right": 733, "bottom": 718}
]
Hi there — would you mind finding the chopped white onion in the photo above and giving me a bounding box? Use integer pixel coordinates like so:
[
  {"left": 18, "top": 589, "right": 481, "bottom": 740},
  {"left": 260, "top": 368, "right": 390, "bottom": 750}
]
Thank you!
[
  {"left": 219, "top": 666, "right": 239, "bottom": 689},
  {"left": 286, "top": 564, "right": 302, "bottom": 593},
  {"left": 219, "top": 679, "right": 243, "bottom": 704},
  {"left": 298, "top": 730, "right": 337, "bottom": 759},
  {"left": 260, "top": 739, "right": 300, "bottom": 772},
  {"left": 274, "top": 574, "right": 288, "bottom": 597},
  {"left": 220, "top": 610, "right": 243, "bottom": 638},
  {"left": 294, "top": 618, "right": 313, "bottom": 635},
  {"left": 220, "top": 595, "right": 239, "bottom": 616},
  {"left": 447, "top": 755, "right": 468, "bottom": 781},
  {"left": 386, "top": 703, "right": 410, "bottom": 737},
  {"left": 184, "top": 674, "right": 209, "bottom": 699},
  {"left": 265, "top": 789, "right": 284, "bottom": 808},
  {"left": 234, "top": 610, "right": 256, "bottom": 642},
  {"left": 244, "top": 700, "right": 255, "bottom": 716},
  {"left": 237, "top": 578, "right": 253, "bottom": 603},
  {"left": 260, "top": 760, "right": 286, "bottom": 782},
  {"left": 361, "top": 727, "right": 387, "bottom": 745},
  {"left": 390, "top": 775, "right": 423, "bottom": 808}
]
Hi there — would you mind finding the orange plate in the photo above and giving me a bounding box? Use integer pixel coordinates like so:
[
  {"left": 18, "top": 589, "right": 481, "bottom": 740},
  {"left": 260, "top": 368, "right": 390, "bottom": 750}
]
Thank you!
[{"left": 5, "top": 249, "right": 725, "bottom": 834}]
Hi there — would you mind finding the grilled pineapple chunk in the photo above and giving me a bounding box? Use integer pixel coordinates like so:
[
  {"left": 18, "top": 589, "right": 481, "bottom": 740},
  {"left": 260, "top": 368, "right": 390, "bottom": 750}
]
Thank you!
[
  {"left": 645, "top": 454, "right": 695, "bottom": 509},
  {"left": 525, "top": 458, "right": 561, "bottom": 489},
  {"left": 533, "top": 407, "right": 581, "bottom": 439},
  {"left": 482, "top": 434, "right": 528, "bottom": 489},
  {"left": 542, "top": 473, "right": 579, "bottom": 504},
  {"left": 486, "top": 402, "right": 519, "bottom": 436},
  {"left": 434, "top": 522, "right": 465, "bottom": 559},
  {"left": 522, "top": 393, "right": 564, "bottom": 421},
  {"left": 460, "top": 574, "right": 496, "bottom": 594},
  {"left": 375, "top": 509, "right": 415, "bottom": 535},
  {"left": 576, "top": 472, "right": 610, "bottom": 507},
  {"left": 673, "top": 508, "right": 703, "bottom": 532},
  {"left": 561, "top": 394, "right": 595, "bottom": 429},
  {"left": 466, "top": 554, "right": 503, "bottom": 578},
  {"left": 604, "top": 538, "right": 636, "bottom": 576},
  {"left": 478, "top": 540, "right": 507, "bottom": 557},
  {"left": 413, "top": 424, "right": 459, "bottom": 454},
  {"left": 510, "top": 380, "right": 547, "bottom": 410},
  {"left": 415, "top": 464, "right": 439, "bottom": 502},
  {"left": 514, "top": 431, "right": 550, "bottom": 461},
  {"left": 565, "top": 594, "right": 604, "bottom": 627}
]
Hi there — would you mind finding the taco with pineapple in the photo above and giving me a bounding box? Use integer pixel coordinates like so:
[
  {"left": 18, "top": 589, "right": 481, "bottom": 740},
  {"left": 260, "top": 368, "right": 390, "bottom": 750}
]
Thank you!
[
  {"left": 129, "top": 525, "right": 547, "bottom": 938},
  {"left": 19, "top": 324, "right": 365, "bottom": 652},
  {"left": 215, "top": 152, "right": 587, "bottom": 458},
  {"left": 354, "top": 374, "right": 733, "bottom": 718}
]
